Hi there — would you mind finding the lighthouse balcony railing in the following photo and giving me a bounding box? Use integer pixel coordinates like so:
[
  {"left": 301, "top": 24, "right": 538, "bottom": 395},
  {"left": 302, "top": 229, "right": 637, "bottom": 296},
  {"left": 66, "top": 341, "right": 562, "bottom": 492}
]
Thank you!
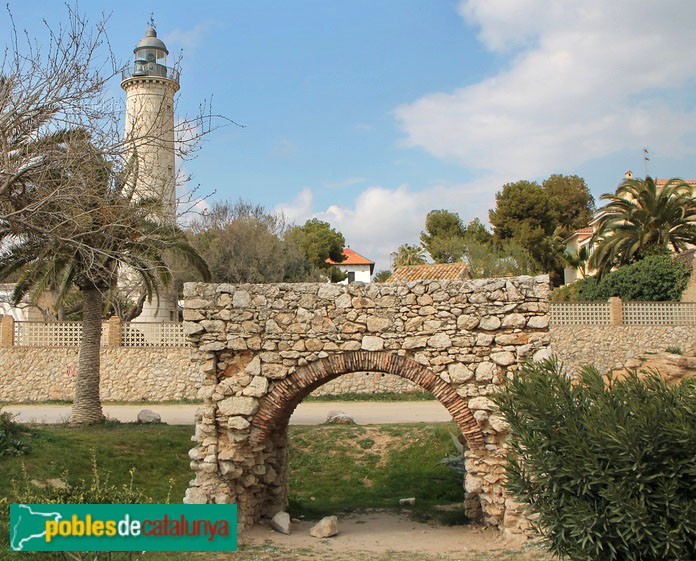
[{"left": 122, "top": 64, "right": 180, "bottom": 82}]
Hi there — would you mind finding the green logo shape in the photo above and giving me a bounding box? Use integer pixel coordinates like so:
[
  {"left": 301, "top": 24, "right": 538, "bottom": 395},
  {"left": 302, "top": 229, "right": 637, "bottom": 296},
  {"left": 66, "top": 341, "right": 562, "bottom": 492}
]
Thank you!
[{"left": 10, "top": 504, "right": 237, "bottom": 552}]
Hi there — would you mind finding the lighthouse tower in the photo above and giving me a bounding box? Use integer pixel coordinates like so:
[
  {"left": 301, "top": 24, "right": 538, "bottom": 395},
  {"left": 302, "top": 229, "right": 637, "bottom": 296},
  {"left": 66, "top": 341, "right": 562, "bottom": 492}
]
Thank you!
[{"left": 121, "top": 22, "right": 180, "bottom": 322}]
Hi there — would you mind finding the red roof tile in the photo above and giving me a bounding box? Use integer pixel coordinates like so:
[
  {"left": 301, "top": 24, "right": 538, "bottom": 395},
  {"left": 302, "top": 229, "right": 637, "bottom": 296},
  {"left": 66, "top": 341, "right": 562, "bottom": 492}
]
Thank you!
[
  {"left": 326, "top": 248, "right": 374, "bottom": 266},
  {"left": 656, "top": 178, "right": 696, "bottom": 186},
  {"left": 386, "top": 263, "right": 471, "bottom": 283}
]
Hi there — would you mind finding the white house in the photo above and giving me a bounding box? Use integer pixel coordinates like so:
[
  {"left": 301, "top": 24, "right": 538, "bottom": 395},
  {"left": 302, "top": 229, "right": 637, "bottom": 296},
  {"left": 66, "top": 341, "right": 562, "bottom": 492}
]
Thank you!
[{"left": 326, "top": 248, "right": 375, "bottom": 283}]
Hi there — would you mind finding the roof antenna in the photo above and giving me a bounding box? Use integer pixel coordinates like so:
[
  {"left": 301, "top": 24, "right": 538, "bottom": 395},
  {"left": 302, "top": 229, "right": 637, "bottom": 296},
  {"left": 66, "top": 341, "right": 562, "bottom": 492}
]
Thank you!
[{"left": 643, "top": 148, "right": 650, "bottom": 177}]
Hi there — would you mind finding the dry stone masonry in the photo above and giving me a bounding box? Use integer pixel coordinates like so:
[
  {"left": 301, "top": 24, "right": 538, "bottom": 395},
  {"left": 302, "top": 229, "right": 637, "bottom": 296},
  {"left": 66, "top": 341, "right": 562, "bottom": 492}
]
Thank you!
[
  {"left": 0, "top": 347, "right": 195, "bottom": 402},
  {"left": 183, "top": 276, "right": 551, "bottom": 534},
  {"left": 551, "top": 325, "right": 696, "bottom": 375}
]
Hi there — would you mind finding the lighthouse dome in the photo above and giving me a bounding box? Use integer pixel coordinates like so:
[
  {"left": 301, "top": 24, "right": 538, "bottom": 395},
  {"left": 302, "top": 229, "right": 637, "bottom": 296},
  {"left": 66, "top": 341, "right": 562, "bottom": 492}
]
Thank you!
[{"left": 135, "top": 26, "right": 168, "bottom": 56}]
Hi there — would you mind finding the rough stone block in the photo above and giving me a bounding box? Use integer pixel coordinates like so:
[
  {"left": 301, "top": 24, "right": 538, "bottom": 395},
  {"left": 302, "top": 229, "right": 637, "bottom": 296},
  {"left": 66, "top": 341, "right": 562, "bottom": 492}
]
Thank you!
[
  {"left": 448, "top": 363, "right": 474, "bottom": 383},
  {"left": 361, "top": 336, "right": 385, "bottom": 351},
  {"left": 468, "top": 396, "right": 496, "bottom": 411},
  {"left": 366, "top": 316, "right": 391, "bottom": 332},
  {"left": 228, "top": 416, "right": 251, "bottom": 430},
  {"left": 242, "top": 376, "right": 269, "bottom": 397},
  {"left": 428, "top": 333, "right": 451, "bottom": 349},
  {"left": 232, "top": 291, "right": 251, "bottom": 308},
  {"left": 475, "top": 362, "right": 498, "bottom": 381},
  {"left": 501, "top": 313, "right": 526, "bottom": 328},
  {"left": 457, "top": 314, "right": 480, "bottom": 330},
  {"left": 403, "top": 336, "right": 428, "bottom": 350},
  {"left": 310, "top": 516, "right": 338, "bottom": 538},
  {"left": 262, "top": 363, "right": 287, "bottom": 379},
  {"left": 271, "top": 511, "right": 291, "bottom": 535},
  {"left": 183, "top": 322, "right": 205, "bottom": 336},
  {"left": 527, "top": 316, "right": 549, "bottom": 329},
  {"left": 335, "top": 293, "right": 352, "bottom": 308},
  {"left": 218, "top": 396, "right": 259, "bottom": 416},
  {"left": 479, "top": 316, "right": 502, "bottom": 331},
  {"left": 490, "top": 352, "right": 516, "bottom": 366}
]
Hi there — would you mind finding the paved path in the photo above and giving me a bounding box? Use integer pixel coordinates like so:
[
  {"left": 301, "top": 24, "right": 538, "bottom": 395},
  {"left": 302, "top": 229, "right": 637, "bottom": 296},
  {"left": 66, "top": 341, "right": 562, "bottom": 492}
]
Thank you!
[{"left": 3, "top": 401, "right": 452, "bottom": 425}]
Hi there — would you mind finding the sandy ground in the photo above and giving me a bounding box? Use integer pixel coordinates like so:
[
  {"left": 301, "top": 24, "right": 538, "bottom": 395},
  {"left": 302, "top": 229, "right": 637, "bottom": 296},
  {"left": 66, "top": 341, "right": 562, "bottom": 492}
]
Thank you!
[
  {"left": 3, "top": 401, "right": 453, "bottom": 425},
  {"left": 240, "top": 510, "right": 535, "bottom": 559}
]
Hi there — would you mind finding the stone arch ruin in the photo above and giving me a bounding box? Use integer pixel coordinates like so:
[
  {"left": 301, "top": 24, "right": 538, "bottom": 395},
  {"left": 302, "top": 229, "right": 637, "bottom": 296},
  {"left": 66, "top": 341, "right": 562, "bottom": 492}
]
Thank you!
[{"left": 183, "top": 276, "right": 550, "bottom": 534}]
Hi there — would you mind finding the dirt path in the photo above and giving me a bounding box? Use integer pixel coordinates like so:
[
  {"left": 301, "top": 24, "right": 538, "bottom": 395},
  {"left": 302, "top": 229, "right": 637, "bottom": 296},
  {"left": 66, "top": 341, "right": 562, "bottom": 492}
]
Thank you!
[
  {"left": 237, "top": 510, "right": 546, "bottom": 561},
  {"left": 3, "top": 401, "right": 452, "bottom": 425}
]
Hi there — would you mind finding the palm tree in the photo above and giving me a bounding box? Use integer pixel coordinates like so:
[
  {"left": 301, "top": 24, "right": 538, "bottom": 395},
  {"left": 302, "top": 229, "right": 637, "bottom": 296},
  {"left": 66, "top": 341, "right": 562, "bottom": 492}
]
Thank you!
[
  {"left": 0, "top": 131, "right": 210, "bottom": 425},
  {"left": 392, "top": 244, "right": 427, "bottom": 267},
  {"left": 589, "top": 176, "right": 696, "bottom": 277},
  {"left": 562, "top": 245, "right": 590, "bottom": 279}
]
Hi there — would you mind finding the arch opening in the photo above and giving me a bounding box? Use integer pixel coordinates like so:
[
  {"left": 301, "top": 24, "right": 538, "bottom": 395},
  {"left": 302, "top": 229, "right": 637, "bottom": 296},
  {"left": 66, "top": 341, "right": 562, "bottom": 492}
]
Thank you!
[{"left": 251, "top": 351, "right": 485, "bottom": 449}]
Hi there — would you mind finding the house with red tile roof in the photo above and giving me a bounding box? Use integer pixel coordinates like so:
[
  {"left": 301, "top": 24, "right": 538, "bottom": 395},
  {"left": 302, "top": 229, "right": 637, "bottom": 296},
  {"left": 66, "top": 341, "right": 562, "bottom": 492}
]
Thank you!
[
  {"left": 563, "top": 226, "right": 595, "bottom": 284},
  {"left": 326, "top": 248, "right": 375, "bottom": 284}
]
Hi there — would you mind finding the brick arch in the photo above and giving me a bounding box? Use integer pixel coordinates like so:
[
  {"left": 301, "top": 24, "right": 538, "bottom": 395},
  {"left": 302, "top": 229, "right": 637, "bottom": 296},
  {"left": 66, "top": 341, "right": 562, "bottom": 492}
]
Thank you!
[{"left": 250, "top": 350, "right": 485, "bottom": 448}]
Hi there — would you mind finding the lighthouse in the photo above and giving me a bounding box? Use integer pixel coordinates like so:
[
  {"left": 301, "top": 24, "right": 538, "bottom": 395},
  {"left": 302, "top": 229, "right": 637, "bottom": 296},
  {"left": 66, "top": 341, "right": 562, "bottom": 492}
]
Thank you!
[{"left": 121, "top": 22, "right": 180, "bottom": 322}]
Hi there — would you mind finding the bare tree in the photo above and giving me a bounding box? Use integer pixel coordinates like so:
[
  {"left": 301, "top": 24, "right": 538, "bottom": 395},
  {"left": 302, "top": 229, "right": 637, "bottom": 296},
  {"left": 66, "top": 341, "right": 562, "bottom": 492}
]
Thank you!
[{"left": 0, "top": 6, "right": 217, "bottom": 424}]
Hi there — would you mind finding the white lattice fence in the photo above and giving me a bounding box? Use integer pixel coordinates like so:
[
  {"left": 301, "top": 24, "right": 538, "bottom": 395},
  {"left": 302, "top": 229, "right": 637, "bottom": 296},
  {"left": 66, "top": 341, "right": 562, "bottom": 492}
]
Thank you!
[
  {"left": 122, "top": 322, "right": 187, "bottom": 347},
  {"left": 12, "top": 321, "right": 187, "bottom": 347},
  {"left": 550, "top": 302, "right": 611, "bottom": 325},
  {"left": 622, "top": 302, "right": 696, "bottom": 325},
  {"left": 14, "top": 322, "right": 108, "bottom": 347}
]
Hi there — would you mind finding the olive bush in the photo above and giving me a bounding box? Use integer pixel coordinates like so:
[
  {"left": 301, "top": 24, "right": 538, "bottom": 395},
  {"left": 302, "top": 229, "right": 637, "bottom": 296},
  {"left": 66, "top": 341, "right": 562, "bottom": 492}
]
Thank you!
[{"left": 494, "top": 359, "right": 696, "bottom": 561}]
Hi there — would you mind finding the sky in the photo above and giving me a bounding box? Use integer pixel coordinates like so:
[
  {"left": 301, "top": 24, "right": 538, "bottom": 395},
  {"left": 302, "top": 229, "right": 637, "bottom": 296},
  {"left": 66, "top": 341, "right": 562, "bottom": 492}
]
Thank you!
[{"left": 3, "top": 1, "right": 696, "bottom": 272}]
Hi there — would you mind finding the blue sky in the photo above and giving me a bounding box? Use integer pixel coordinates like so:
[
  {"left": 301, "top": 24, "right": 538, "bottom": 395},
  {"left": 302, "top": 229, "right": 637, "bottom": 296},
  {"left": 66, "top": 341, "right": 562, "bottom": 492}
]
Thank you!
[{"left": 3, "top": 1, "right": 696, "bottom": 271}]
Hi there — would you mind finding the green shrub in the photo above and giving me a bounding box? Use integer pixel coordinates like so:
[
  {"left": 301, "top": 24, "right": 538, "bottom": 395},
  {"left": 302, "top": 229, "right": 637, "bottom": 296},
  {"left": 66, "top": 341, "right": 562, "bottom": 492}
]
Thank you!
[
  {"left": 0, "top": 409, "right": 31, "bottom": 457},
  {"left": 549, "top": 282, "right": 578, "bottom": 301},
  {"left": 494, "top": 359, "right": 696, "bottom": 561},
  {"left": 563, "top": 254, "right": 690, "bottom": 301}
]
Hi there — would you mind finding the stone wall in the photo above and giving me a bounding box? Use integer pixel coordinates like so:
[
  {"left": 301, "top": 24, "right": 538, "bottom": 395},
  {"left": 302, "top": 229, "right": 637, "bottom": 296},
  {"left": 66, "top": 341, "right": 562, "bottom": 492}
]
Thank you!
[
  {"left": 182, "top": 276, "right": 551, "bottom": 534},
  {"left": 550, "top": 325, "right": 696, "bottom": 374},
  {"left": 0, "top": 348, "right": 196, "bottom": 402},
  {"left": 1, "top": 323, "right": 692, "bottom": 404}
]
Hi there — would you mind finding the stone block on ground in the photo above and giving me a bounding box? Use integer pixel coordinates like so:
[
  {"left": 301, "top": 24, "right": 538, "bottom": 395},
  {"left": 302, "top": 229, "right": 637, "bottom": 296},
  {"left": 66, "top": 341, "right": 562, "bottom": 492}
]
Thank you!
[
  {"left": 310, "top": 516, "right": 338, "bottom": 538},
  {"left": 136, "top": 409, "right": 161, "bottom": 424},
  {"left": 270, "top": 511, "right": 291, "bottom": 535},
  {"left": 326, "top": 411, "right": 355, "bottom": 424}
]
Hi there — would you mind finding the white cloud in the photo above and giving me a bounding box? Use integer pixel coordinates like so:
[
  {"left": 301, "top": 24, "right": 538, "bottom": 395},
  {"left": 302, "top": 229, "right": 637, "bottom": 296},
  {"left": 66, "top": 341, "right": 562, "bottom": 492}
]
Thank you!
[
  {"left": 164, "top": 21, "right": 220, "bottom": 54},
  {"left": 276, "top": 178, "right": 503, "bottom": 272},
  {"left": 270, "top": 138, "right": 298, "bottom": 158},
  {"left": 275, "top": 188, "right": 314, "bottom": 224},
  {"left": 396, "top": 0, "right": 696, "bottom": 178},
  {"left": 322, "top": 177, "right": 366, "bottom": 190}
]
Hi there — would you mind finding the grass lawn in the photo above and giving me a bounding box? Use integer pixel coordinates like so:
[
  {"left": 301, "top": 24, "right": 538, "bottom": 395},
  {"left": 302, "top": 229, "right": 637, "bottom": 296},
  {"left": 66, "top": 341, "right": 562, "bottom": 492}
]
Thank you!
[
  {"left": 0, "top": 421, "right": 544, "bottom": 561},
  {"left": 288, "top": 423, "right": 465, "bottom": 522}
]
